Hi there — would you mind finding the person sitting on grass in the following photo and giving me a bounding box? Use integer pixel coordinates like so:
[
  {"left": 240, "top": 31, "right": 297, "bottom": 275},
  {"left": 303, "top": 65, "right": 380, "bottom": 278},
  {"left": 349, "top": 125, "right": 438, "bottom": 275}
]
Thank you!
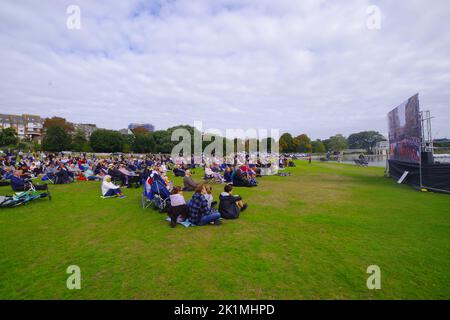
[
  {"left": 10, "top": 170, "right": 48, "bottom": 192},
  {"left": 183, "top": 170, "right": 198, "bottom": 192},
  {"left": 188, "top": 184, "right": 221, "bottom": 226},
  {"left": 2, "top": 167, "right": 13, "bottom": 180},
  {"left": 168, "top": 186, "right": 189, "bottom": 228},
  {"left": 84, "top": 165, "right": 101, "bottom": 181},
  {"left": 223, "top": 166, "right": 233, "bottom": 183},
  {"left": 173, "top": 165, "right": 186, "bottom": 177},
  {"left": 219, "top": 184, "right": 248, "bottom": 219},
  {"left": 232, "top": 166, "right": 257, "bottom": 187},
  {"left": 55, "top": 162, "right": 72, "bottom": 184},
  {"left": 101, "top": 175, "right": 125, "bottom": 198},
  {"left": 204, "top": 165, "right": 225, "bottom": 183},
  {"left": 204, "top": 185, "right": 218, "bottom": 210}
]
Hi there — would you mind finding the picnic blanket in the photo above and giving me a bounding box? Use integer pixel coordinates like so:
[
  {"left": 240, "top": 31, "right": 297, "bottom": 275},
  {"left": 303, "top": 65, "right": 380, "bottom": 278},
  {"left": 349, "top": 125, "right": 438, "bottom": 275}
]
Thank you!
[{"left": 165, "top": 217, "right": 193, "bottom": 228}]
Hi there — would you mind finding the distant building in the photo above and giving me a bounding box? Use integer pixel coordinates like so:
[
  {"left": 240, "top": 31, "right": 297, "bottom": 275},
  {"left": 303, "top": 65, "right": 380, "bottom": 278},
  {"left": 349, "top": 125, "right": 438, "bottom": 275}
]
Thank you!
[
  {"left": 128, "top": 123, "right": 154, "bottom": 133},
  {"left": 73, "top": 123, "right": 97, "bottom": 139},
  {"left": 119, "top": 128, "right": 132, "bottom": 135},
  {"left": 374, "top": 140, "right": 389, "bottom": 155},
  {"left": 0, "top": 113, "right": 44, "bottom": 143}
]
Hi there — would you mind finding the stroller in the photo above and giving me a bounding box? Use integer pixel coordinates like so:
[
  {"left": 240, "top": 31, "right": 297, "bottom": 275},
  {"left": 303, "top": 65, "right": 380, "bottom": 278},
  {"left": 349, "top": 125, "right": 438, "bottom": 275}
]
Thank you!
[
  {"left": 0, "top": 183, "right": 51, "bottom": 208},
  {"left": 141, "top": 172, "right": 171, "bottom": 213}
]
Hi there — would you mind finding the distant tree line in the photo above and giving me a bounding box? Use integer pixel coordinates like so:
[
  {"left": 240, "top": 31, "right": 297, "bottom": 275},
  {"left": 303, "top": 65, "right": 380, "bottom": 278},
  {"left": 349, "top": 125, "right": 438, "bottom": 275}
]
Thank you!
[
  {"left": 37, "top": 118, "right": 278, "bottom": 154},
  {"left": 1, "top": 116, "right": 387, "bottom": 155},
  {"left": 278, "top": 131, "right": 386, "bottom": 154}
]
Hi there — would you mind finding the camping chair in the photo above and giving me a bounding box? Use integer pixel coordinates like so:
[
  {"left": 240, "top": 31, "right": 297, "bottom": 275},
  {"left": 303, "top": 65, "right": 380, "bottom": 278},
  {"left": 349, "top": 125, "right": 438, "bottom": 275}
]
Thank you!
[{"left": 141, "top": 173, "right": 171, "bottom": 213}]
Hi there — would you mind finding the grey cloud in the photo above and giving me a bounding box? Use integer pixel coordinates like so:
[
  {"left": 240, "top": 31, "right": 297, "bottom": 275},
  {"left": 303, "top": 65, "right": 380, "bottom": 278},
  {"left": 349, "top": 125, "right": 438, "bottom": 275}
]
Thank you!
[{"left": 0, "top": 0, "right": 449, "bottom": 139}]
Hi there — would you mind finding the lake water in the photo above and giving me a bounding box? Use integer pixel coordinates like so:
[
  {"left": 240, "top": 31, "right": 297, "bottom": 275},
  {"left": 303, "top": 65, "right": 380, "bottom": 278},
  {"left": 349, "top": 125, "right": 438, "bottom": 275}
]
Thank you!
[
  {"left": 340, "top": 155, "right": 387, "bottom": 167},
  {"left": 332, "top": 154, "right": 450, "bottom": 167}
]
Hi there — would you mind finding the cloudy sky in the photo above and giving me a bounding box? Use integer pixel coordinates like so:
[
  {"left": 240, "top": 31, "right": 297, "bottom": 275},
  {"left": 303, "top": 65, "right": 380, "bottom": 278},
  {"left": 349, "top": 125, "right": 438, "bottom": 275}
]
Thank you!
[{"left": 1, "top": 0, "right": 449, "bottom": 139}]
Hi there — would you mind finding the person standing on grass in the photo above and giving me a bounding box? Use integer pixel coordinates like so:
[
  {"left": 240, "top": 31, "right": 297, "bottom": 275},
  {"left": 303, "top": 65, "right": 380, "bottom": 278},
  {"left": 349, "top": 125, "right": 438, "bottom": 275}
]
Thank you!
[
  {"left": 188, "top": 184, "right": 221, "bottom": 226},
  {"left": 101, "top": 175, "right": 125, "bottom": 198}
]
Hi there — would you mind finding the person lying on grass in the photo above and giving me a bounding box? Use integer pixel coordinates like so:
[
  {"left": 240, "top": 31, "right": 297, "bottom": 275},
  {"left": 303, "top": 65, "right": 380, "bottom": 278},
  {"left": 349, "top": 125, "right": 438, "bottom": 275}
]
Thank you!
[
  {"left": 188, "top": 184, "right": 221, "bottom": 226},
  {"left": 168, "top": 186, "right": 189, "bottom": 228},
  {"left": 101, "top": 175, "right": 125, "bottom": 198},
  {"left": 219, "top": 184, "right": 248, "bottom": 220}
]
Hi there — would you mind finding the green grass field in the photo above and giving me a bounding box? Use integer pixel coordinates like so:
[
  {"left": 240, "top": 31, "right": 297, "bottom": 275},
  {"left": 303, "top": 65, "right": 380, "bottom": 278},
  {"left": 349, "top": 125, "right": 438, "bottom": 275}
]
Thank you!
[{"left": 0, "top": 161, "right": 449, "bottom": 300}]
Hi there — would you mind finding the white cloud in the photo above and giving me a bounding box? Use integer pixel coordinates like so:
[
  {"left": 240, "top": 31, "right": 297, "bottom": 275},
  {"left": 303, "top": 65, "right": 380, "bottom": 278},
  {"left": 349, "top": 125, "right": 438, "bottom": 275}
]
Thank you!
[{"left": 0, "top": 0, "right": 449, "bottom": 139}]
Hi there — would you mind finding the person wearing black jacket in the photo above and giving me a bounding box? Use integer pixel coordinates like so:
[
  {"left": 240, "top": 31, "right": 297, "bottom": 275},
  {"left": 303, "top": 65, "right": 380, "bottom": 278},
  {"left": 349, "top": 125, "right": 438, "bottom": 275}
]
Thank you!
[
  {"left": 10, "top": 171, "right": 48, "bottom": 192},
  {"left": 218, "top": 184, "right": 248, "bottom": 219}
]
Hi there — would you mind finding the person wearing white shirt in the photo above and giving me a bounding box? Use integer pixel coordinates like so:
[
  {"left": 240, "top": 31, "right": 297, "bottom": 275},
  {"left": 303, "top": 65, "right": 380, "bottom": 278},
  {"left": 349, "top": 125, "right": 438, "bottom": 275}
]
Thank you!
[{"left": 101, "top": 175, "right": 125, "bottom": 198}]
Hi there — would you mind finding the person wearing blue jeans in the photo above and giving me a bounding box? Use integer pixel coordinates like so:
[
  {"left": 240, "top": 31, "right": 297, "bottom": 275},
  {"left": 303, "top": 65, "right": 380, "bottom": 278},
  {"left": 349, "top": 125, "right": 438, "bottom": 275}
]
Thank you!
[
  {"left": 188, "top": 184, "right": 222, "bottom": 226},
  {"left": 198, "top": 211, "right": 221, "bottom": 226},
  {"left": 104, "top": 188, "right": 123, "bottom": 197},
  {"left": 101, "top": 175, "right": 125, "bottom": 198}
]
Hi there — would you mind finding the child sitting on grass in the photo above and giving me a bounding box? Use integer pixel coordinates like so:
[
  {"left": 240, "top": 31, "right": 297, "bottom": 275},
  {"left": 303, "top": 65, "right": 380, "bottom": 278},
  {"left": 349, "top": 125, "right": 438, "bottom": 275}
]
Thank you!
[
  {"left": 204, "top": 185, "right": 218, "bottom": 210},
  {"left": 168, "top": 186, "right": 188, "bottom": 228},
  {"left": 218, "top": 184, "right": 248, "bottom": 219}
]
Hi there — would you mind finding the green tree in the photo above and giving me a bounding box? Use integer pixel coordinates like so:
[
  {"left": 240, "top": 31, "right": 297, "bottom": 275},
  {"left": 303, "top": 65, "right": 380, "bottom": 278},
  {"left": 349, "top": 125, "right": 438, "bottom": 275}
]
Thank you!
[
  {"left": 293, "top": 134, "right": 312, "bottom": 153},
  {"left": 0, "top": 127, "right": 19, "bottom": 147},
  {"left": 42, "top": 126, "right": 72, "bottom": 152},
  {"left": 279, "top": 133, "right": 295, "bottom": 153},
  {"left": 131, "top": 132, "right": 156, "bottom": 153},
  {"left": 347, "top": 131, "right": 385, "bottom": 153},
  {"left": 151, "top": 130, "right": 172, "bottom": 153},
  {"left": 312, "top": 140, "right": 326, "bottom": 153},
  {"left": 89, "top": 129, "right": 125, "bottom": 153},
  {"left": 71, "top": 129, "right": 88, "bottom": 152},
  {"left": 43, "top": 117, "right": 74, "bottom": 133},
  {"left": 328, "top": 134, "right": 348, "bottom": 152}
]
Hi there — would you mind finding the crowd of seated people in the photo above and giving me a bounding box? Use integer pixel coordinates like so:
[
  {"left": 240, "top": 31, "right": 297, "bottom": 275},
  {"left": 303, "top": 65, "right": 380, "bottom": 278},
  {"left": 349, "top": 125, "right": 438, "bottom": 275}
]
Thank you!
[
  {"left": 1, "top": 151, "right": 301, "bottom": 229},
  {"left": 0, "top": 151, "right": 175, "bottom": 191},
  {"left": 166, "top": 182, "right": 249, "bottom": 228}
]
